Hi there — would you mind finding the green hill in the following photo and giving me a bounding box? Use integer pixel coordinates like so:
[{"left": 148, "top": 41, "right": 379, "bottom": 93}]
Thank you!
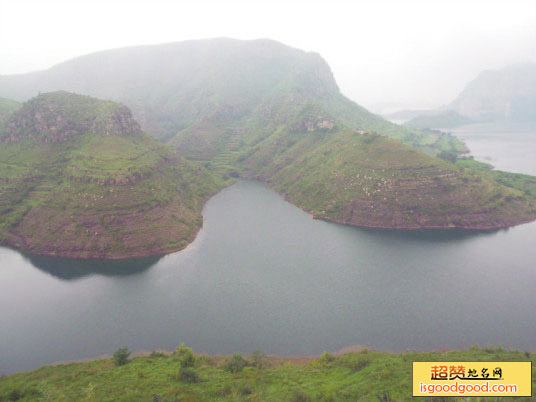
[
  {"left": 0, "top": 345, "right": 533, "bottom": 401},
  {"left": 0, "top": 40, "right": 534, "bottom": 231},
  {"left": 0, "top": 91, "right": 224, "bottom": 259},
  {"left": 0, "top": 38, "right": 466, "bottom": 158},
  {"left": 238, "top": 124, "right": 536, "bottom": 229}
]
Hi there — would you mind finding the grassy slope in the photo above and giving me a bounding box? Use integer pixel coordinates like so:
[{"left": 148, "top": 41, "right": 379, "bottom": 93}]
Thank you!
[
  {"left": 237, "top": 117, "right": 536, "bottom": 229},
  {"left": 1, "top": 347, "right": 534, "bottom": 401},
  {"left": 0, "top": 92, "right": 225, "bottom": 258},
  {"left": 456, "top": 158, "right": 536, "bottom": 200}
]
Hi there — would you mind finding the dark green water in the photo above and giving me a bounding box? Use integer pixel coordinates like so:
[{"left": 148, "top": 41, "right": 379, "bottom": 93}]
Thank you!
[{"left": 1, "top": 179, "right": 535, "bottom": 374}]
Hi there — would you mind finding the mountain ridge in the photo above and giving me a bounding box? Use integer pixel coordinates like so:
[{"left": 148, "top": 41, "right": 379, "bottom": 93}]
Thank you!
[
  {"left": 0, "top": 37, "right": 466, "bottom": 157},
  {"left": 1, "top": 39, "right": 535, "bottom": 239}
]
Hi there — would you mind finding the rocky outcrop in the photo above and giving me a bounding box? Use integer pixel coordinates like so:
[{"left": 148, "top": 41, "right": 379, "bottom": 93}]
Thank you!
[{"left": 1, "top": 91, "right": 141, "bottom": 143}]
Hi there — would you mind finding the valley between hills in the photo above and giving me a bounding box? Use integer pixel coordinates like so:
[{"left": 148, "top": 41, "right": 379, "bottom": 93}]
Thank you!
[{"left": 1, "top": 38, "right": 536, "bottom": 259}]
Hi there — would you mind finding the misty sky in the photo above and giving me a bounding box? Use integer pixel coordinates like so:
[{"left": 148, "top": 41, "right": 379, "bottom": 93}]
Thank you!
[{"left": 1, "top": 0, "right": 535, "bottom": 111}]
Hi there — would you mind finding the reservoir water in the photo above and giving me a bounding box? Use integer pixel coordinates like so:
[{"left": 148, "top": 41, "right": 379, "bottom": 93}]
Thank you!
[
  {"left": 1, "top": 124, "right": 535, "bottom": 375},
  {"left": 451, "top": 122, "right": 536, "bottom": 175}
]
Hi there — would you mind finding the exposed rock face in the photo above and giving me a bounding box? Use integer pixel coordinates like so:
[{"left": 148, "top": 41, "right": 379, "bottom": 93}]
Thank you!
[
  {"left": 291, "top": 117, "right": 335, "bottom": 133},
  {"left": 1, "top": 91, "right": 141, "bottom": 143}
]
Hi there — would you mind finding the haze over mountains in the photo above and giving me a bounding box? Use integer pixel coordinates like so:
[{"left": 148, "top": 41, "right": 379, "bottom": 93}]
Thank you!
[
  {"left": 1, "top": 39, "right": 535, "bottom": 258},
  {"left": 392, "top": 63, "right": 536, "bottom": 128},
  {"left": 450, "top": 63, "right": 536, "bottom": 121},
  {"left": 0, "top": 38, "right": 464, "bottom": 158}
]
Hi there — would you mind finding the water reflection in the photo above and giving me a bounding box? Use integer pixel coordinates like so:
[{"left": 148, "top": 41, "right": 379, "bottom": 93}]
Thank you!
[
  {"left": 23, "top": 253, "right": 161, "bottom": 280},
  {"left": 353, "top": 225, "right": 503, "bottom": 243}
]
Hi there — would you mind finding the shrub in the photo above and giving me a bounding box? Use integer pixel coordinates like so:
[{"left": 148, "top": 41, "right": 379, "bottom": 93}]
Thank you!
[
  {"left": 249, "top": 349, "right": 266, "bottom": 369},
  {"left": 179, "top": 351, "right": 195, "bottom": 368},
  {"left": 113, "top": 347, "right": 131, "bottom": 366},
  {"left": 177, "top": 367, "right": 199, "bottom": 383},
  {"left": 175, "top": 343, "right": 195, "bottom": 368},
  {"left": 318, "top": 351, "right": 336, "bottom": 365},
  {"left": 338, "top": 352, "right": 371, "bottom": 372},
  {"left": 224, "top": 353, "right": 248, "bottom": 373}
]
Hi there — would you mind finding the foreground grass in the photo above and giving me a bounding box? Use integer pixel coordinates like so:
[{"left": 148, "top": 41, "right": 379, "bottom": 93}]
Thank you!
[{"left": 1, "top": 346, "right": 534, "bottom": 401}]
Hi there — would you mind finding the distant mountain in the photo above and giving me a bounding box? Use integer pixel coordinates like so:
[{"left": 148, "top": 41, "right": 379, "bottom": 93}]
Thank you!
[
  {"left": 450, "top": 63, "right": 536, "bottom": 121},
  {"left": 0, "top": 40, "right": 534, "bottom": 231},
  {"left": 405, "top": 110, "right": 473, "bottom": 129},
  {"left": 398, "top": 63, "right": 536, "bottom": 128},
  {"left": 0, "top": 92, "right": 222, "bottom": 258}
]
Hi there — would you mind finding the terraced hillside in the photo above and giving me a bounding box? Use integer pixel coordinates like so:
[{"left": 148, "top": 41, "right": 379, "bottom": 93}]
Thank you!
[
  {"left": 238, "top": 122, "right": 536, "bottom": 229},
  {"left": 0, "top": 91, "right": 223, "bottom": 259}
]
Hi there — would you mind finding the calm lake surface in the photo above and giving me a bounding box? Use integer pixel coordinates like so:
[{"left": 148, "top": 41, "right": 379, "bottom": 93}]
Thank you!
[
  {"left": 1, "top": 126, "right": 536, "bottom": 375},
  {"left": 451, "top": 122, "right": 536, "bottom": 175}
]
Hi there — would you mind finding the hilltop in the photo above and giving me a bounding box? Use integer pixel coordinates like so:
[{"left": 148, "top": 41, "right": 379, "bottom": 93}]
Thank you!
[{"left": 0, "top": 91, "right": 224, "bottom": 259}]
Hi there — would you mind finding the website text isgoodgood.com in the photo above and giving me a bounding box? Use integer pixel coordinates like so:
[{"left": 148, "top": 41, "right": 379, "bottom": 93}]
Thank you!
[{"left": 419, "top": 381, "right": 518, "bottom": 395}]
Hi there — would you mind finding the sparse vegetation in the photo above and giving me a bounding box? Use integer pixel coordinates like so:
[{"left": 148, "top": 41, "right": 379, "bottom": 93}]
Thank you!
[{"left": 0, "top": 346, "right": 533, "bottom": 401}]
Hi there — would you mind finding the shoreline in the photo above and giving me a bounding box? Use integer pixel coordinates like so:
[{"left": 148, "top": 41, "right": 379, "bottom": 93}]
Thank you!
[
  {"left": 0, "top": 180, "right": 235, "bottom": 261},
  {"left": 2, "top": 176, "right": 536, "bottom": 261},
  {"left": 250, "top": 176, "right": 536, "bottom": 232},
  {"left": 8, "top": 343, "right": 536, "bottom": 377}
]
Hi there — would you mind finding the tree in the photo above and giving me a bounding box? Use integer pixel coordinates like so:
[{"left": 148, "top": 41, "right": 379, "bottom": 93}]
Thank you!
[{"left": 113, "top": 347, "right": 131, "bottom": 366}]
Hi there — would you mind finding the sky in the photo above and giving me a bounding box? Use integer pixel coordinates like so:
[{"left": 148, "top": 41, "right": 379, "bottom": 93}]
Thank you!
[{"left": 1, "top": 0, "right": 535, "bottom": 112}]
